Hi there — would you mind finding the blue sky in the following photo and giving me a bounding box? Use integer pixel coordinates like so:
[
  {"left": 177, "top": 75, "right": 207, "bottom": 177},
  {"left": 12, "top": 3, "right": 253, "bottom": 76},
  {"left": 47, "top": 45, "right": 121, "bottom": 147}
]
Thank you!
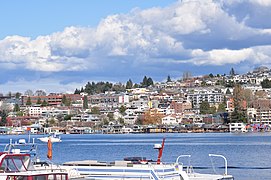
[{"left": 0, "top": 0, "right": 271, "bottom": 94}]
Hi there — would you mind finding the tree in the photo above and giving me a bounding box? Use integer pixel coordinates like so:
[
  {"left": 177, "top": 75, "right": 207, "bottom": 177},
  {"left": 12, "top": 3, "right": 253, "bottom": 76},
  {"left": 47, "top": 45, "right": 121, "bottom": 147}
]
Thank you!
[
  {"left": 36, "top": 97, "right": 42, "bottom": 104},
  {"left": 64, "top": 115, "right": 72, "bottom": 121},
  {"left": 41, "top": 100, "right": 48, "bottom": 107},
  {"left": 141, "top": 76, "right": 148, "bottom": 87},
  {"left": 118, "top": 117, "right": 124, "bottom": 124},
  {"left": 231, "top": 84, "right": 247, "bottom": 123},
  {"left": 112, "top": 83, "right": 125, "bottom": 93},
  {"left": 126, "top": 79, "right": 133, "bottom": 89},
  {"left": 13, "top": 104, "right": 20, "bottom": 112},
  {"left": 199, "top": 101, "right": 211, "bottom": 114},
  {"left": 119, "top": 105, "right": 126, "bottom": 115},
  {"left": 26, "top": 97, "right": 32, "bottom": 106},
  {"left": 49, "top": 118, "right": 56, "bottom": 126},
  {"left": 24, "top": 89, "right": 33, "bottom": 96},
  {"left": 226, "top": 88, "right": 231, "bottom": 94},
  {"left": 147, "top": 77, "right": 154, "bottom": 87},
  {"left": 143, "top": 109, "right": 163, "bottom": 125},
  {"left": 15, "top": 92, "right": 21, "bottom": 99},
  {"left": 209, "top": 73, "right": 214, "bottom": 78},
  {"left": 35, "top": 90, "right": 46, "bottom": 96},
  {"left": 83, "top": 96, "right": 88, "bottom": 109},
  {"left": 261, "top": 79, "right": 271, "bottom": 88},
  {"left": 107, "top": 112, "right": 114, "bottom": 121},
  {"left": 209, "top": 106, "right": 217, "bottom": 114},
  {"left": 133, "top": 83, "right": 139, "bottom": 88},
  {"left": 62, "top": 95, "right": 67, "bottom": 106},
  {"left": 0, "top": 111, "right": 7, "bottom": 126},
  {"left": 74, "top": 88, "right": 81, "bottom": 94},
  {"left": 61, "top": 95, "right": 71, "bottom": 106},
  {"left": 91, "top": 106, "right": 100, "bottom": 115},
  {"left": 229, "top": 67, "right": 235, "bottom": 76},
  {"left": 167, "top": 75, "right": 172, "bottom": 82},
  {"left": 217, "top": 103, "right": 226, "bottom": 113}
]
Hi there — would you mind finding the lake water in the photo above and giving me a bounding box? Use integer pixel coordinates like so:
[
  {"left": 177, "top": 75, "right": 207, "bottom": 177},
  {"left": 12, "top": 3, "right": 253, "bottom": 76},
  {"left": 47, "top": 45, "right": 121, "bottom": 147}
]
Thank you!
[{"left": 0, "top": 132, "right": 270, "bottom": 180}]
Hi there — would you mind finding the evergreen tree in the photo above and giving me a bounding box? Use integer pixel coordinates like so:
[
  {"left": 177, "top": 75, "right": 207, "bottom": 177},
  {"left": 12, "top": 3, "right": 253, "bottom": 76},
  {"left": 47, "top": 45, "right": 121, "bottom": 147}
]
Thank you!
[
  {"left": 126, "top": 79, "right": 133, "bottom": 89},
  {"left": 74, "top": 88, "right": 81, "bottom": 94},
  {"left": 26, "top": 97, "right": 32, "bottom": 106},
  {"left": 167, "top": 75, "right": 172, "bottom": 82},
  {"left": 41, "top": 100, "right": 48, "bottom": 107},
  {"left": 80, "top": 87, "right": 84, "bottom": 93},
  {"left": 0, "top": 111, "right": 7, "bottom": 126},
  {"left": 226, "top": 88, "right": 231, "bottom": 94},
  {"left": 133, "top": 83, "right": 139, "bottom": 88},
  {"left": 36, "top": 97, "right": 42, "bottom": 104},
  {"left": 83, "top": 96, "right": 88, "bottom": 109},
  {"left": 229, "top": 68, "right": 235, "bottom": 76},
  {"left": 147, "top": 77, "right": 154, "bottom": 86},
  {"left": 142, "top": 76, "right": 148, "bottom": 87},
  {"left": 209, "top": 73, "right": 214, "bottom": 78}
]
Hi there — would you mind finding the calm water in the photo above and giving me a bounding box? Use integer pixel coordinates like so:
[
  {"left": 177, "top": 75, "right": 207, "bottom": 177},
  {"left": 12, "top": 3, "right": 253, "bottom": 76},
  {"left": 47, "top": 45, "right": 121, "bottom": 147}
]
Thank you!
[{"left": 0, "top": 133, "right": 271, "bottom": 180}]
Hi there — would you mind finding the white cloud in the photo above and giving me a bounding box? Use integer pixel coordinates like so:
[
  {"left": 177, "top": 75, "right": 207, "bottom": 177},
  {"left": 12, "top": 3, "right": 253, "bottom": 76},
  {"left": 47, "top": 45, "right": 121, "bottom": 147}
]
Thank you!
[
  {"left": 188, "top": 46, "right": 271, "bottom": 66},
  {"left": 0, "top": 0, "right": 270, "bottom": 81}
]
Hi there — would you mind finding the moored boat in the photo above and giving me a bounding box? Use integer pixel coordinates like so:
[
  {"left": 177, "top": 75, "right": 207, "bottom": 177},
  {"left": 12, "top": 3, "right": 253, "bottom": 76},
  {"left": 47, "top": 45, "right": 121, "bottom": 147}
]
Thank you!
[
  {"left": 3, "top": 138, "right": 83, "bottom": 179},
  {"left": 61, "top": 138, "right": 234, "bottom": 180},
  {"left": 0, "top": 149, "right": 68, "bottom": 180},
  {"left": 38, "top": 134, "right": 62, "bottom": 143}
]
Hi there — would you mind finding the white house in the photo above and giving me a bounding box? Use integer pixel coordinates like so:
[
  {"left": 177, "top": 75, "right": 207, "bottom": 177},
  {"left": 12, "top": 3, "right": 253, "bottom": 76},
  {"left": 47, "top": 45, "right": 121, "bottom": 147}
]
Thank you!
[
  {"left": 229, "top": 123, "right": 247, "bottom": 133},
  {"left": 162, "top": 115, "right": 178, "bottom": 125}
]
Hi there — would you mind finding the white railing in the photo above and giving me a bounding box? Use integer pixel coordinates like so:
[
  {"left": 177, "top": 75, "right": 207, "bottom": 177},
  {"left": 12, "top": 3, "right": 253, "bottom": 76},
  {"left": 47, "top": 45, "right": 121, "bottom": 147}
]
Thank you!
[{"left": 209, "top": 154, "right": 228, "bottom": 175}]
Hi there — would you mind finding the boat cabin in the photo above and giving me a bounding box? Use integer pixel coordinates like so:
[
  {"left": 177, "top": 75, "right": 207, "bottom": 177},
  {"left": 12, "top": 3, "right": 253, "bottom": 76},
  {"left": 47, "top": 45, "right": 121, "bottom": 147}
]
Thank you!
[{"left": 0, "top": 153, "right": 68, "bottom": 180}]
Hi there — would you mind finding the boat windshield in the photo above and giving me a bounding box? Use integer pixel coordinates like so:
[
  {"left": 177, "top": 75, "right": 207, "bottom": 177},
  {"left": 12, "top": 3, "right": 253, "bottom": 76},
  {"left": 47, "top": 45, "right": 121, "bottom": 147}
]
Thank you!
[{"left": 0, "top": 154, "right": 31, "bottom": 172}]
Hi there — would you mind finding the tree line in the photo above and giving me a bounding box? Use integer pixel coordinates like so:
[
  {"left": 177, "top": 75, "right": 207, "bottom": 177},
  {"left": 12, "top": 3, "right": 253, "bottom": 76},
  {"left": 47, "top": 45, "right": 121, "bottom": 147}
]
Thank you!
[{"left": 74, "top": 76, "right": 155, "bottom": 95}]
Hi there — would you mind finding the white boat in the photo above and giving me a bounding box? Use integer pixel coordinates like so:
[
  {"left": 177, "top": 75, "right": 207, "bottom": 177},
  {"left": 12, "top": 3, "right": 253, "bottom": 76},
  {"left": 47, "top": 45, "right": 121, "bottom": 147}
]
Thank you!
[
  {"left": 1, "top": 138, "right": 76, "bottom": 179},
  {"left": 0, "top": 152, "right": 69, "bottom": 180},
  {"left": 38, "top": 134, "right": 62, "bottom": 143},
  {"left": 61, "top": 139, "right": 234, "bottom": 180}
]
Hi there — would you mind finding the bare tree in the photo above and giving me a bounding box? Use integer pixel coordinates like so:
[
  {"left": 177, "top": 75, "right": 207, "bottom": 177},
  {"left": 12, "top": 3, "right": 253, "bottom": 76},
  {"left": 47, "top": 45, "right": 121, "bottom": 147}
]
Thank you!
[{"left": 24, "top": 89, "right": 34, "bottom": 96}]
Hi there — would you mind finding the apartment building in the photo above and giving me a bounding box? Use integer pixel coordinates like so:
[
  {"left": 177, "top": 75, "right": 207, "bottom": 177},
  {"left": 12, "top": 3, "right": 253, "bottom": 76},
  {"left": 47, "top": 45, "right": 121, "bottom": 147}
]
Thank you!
[
  {"left": 250, "top": 99, "right": 271, "bottom": 124},
  {"left": 21, "top": 94, "right": 82, "bottom": 106},
  {"left": 186, "top": 88, "right": 223, "bottom": 108}
]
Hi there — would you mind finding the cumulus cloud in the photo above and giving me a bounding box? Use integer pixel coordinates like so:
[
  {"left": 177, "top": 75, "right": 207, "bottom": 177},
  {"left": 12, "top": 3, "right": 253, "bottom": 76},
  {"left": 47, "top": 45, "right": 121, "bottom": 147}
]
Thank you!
[{"left": 1, "top": 0, "right": 271, "bottom": 92}]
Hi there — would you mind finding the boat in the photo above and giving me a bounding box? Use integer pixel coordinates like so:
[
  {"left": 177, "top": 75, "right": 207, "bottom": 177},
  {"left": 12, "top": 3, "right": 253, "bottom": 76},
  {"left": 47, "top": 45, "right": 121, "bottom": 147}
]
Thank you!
[
  {"left": 0, "top": 153, "right": 69, "bottom": 180},
  {"left": 38, "top": 134, "right": 62, "bottom": 143},
  {"left": 61, "top": 138, "right": 234, "bottom": 180},
  {"left": 1, "top": 138, "right": 72, "bottom": 180}
]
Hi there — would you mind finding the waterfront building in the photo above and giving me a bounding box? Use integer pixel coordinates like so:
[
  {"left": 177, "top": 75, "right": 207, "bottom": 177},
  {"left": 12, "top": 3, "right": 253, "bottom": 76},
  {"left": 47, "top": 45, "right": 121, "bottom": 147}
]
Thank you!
[
  {"left": 250, "top": 99, "right": 271, "bottom": 125},
  {"left": 229, "top": 123, "right": 247, "bottom": 132}
]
